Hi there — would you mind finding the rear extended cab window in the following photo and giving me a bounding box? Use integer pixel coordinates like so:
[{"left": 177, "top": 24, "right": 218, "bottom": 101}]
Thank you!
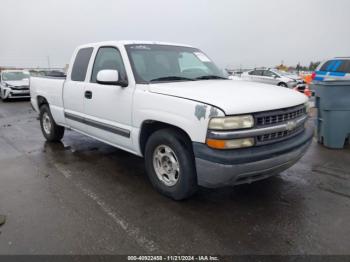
[{"left": 71, "top": 47, "right": 94, "bottom": 81}]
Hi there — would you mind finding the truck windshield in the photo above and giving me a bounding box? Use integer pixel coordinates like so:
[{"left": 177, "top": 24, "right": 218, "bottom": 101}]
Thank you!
[
  {"left": 2, "top": 72, "right": 29, "bottom": 81},
  {"left": 125, "top": 44, "right": 227, "bottom": 84}
]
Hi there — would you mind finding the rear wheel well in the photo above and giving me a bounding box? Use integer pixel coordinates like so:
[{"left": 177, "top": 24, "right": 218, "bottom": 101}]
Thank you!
[
  {"left": 139, "top": 121, "right": 193, "bottom": 156},
  {"left": 37, "top": 96, "right": 48, "bottom": 109}
]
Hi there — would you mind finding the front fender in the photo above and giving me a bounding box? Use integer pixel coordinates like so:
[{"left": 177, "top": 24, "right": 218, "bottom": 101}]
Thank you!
[{"left": 133, "top": 91, "right": 225, "bottom": 143}]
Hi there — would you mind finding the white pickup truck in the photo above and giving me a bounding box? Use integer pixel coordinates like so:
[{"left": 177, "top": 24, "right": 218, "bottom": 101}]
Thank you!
[{"left": 30, "top": 41, "right": 313, "bottom": 200}]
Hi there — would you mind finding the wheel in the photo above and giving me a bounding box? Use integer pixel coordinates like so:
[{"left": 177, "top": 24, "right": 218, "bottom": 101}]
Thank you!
[
  {"left": 145, "top": 128, "right": 198, "bottom": 200},
  {"left": 278, "top": 82, "right": 288, "bottom": 88},
  {"left": 39, "top": 104, "right": 65, "bottom": 142}
]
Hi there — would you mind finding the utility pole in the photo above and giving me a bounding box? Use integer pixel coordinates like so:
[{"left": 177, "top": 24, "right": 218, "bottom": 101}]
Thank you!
[
  {"left": 47, "top": 56, "right": 51, "bottom": 70},
  {"left": 296, "top": 62, "right": 301, "bottom": 74}
]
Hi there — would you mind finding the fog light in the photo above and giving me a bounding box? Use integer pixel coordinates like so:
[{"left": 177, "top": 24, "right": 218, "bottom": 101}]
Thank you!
[{"left": 207, "top": 138, "right": 255, "bottom": 149}]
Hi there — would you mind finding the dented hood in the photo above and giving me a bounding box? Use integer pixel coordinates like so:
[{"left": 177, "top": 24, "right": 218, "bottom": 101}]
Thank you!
[
  {"left": 3, "top": 79, "right": 29, "bottom": 87},
  {"left": 148, "top": 80, "right": 307, "bottom": 115}
]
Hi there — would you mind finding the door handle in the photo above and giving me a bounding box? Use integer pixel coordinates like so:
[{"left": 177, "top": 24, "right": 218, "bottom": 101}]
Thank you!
[{"left": 85, "top": 91, "right": 92, "bottom": 99}]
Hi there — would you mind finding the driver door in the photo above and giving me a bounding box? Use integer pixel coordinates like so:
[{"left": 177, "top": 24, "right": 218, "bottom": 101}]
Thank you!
[{"left": 83, "top": 46, "right": 134, "bottom": 151}]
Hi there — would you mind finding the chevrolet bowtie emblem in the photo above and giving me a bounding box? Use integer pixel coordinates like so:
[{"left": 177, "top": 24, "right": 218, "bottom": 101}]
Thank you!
[{"left": 286, "top": 120, "right": 297, "bottom": 131}]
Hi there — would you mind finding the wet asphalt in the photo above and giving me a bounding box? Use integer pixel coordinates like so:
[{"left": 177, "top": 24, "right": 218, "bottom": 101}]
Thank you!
[{"left": 0, "top": 100, "right": 349, "bottom": 255}]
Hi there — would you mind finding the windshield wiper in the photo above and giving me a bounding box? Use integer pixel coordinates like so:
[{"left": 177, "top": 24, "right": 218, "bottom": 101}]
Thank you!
[
  {"left": 149, "top": 76, "right": 195, "bottom": 82},
  {"left": 195, "top": 75, "right": 228, "bottom": 80}
]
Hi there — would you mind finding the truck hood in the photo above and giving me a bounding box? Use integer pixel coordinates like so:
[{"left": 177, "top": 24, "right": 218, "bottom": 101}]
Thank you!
[{"left": 148, "top": 80, "right": 307, "bottom": 115}]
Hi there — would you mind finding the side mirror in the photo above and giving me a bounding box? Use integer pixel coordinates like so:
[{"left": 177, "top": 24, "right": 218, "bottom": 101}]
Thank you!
[{"left": 96, "top": 70, "right": 127, "bottom": 87}]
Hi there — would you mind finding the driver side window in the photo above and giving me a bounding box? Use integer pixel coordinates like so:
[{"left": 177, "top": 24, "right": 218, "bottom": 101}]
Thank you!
[
  {"left": 249, "top": 70, "right": 263, "bottom": 76},
  {"left": 263, "top": 70, "right": 277, "bottom": 77},
  {"left": 91, "top": 47, "right": 127, "bottom": 83}
]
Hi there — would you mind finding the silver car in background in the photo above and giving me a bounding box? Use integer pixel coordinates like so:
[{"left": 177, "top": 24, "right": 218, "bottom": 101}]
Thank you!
[
  {"left": 242, "top": 68, "right": 306, "bottom": 89},
  {"left": 0, "top": 70, "right": 30, "bottom": 101}
]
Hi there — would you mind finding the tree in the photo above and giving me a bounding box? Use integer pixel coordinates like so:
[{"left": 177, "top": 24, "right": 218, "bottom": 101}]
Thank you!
[{"left": 309, "top": 61, "right": 321, "bottom": 71}]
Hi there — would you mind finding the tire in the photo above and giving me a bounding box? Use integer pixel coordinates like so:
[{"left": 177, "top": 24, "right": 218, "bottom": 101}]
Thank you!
[
  {"left": 39, "top": 104, "right": 65, "bottom": 142},
  {"left": 278, "top": 82, "right": 288, "bottom": 88},
  {"left": 145, "top": 128, "right": 198, "bottom": 200}
]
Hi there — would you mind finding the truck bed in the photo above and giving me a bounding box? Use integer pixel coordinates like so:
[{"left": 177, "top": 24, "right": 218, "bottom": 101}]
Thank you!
[{"left": 30, "top": 76, "right": 66, "bottom": 113}]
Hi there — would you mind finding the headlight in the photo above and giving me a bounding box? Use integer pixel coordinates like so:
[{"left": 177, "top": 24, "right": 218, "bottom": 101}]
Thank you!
[
  {"left": 207, "top": 138, "right": 255, "bottom": 150},
  {"left": 3, "top": 82, "right": 10, "bottom": 87},
  {"left": 208, "top": 115, "right": 254, "bottom": 130}
]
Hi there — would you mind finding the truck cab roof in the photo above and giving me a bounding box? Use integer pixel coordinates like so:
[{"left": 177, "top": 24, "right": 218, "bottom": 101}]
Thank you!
[{"left": 78, "top": 40, "right": 194, "bottom": 49}]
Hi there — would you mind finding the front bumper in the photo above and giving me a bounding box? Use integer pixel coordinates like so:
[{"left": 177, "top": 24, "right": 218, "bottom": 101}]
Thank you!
[
  {"left": 193, "top": 124, "right": 314, "bottom": 188},
  {"left": 1, "top": 87, "right": 30, "bottom": 99}
]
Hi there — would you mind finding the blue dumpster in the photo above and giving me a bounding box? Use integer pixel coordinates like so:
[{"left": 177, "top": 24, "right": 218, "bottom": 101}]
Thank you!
[{"left": 314, "top": 80, "right": 350, "bottom": 149}]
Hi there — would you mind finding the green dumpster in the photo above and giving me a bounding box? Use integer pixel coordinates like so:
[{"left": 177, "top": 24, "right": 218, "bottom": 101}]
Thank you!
[{"left": 314, "top": 80, "right": 350, "bottom": 149}]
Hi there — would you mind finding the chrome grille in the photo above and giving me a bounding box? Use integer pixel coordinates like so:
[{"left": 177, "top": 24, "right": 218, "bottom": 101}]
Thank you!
[
  {"left": 255, "top": 105, "right": 306, "bottom": 127},
  {"left": 11, "top": 93, "right": 30, "bottom": 97},
  {"left": 206, "top": 104, "right": 308, "bottom": 148},
  {"left": 254, "top": 104, "right": 307, "bottom": 146},
  {"left": 256, "top": 125, "right": 304, "bottom": 145},
  {"left": 11, "top": 86, "right": 29, "bottom": 91}
]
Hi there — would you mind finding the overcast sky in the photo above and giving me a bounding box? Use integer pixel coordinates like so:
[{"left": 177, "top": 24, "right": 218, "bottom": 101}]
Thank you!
[{"left": 0, "top": 0, "right": 349, "bottom": 69}]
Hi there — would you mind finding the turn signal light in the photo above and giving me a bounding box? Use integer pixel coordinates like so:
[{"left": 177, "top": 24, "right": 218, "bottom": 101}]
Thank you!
[{"left": 206, "top": 138, "right": 255, "bottom": 150}]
